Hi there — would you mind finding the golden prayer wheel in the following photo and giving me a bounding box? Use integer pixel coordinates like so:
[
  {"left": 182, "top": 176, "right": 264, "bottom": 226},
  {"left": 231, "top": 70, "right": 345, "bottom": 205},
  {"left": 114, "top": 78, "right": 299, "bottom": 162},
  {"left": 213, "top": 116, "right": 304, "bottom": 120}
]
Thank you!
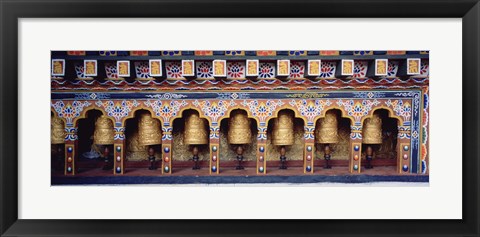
[
  {"left": 138, "top": 112, "right": 162, "bottom": 146},
  {"left": 315, "top": 110, "right": 339, "bottom": 144},
  {"left": 93, "top": 115, "right": 114, "bottom": 145},
  {"left": 184, "top": 112, "right": 209, "bottom": 145},
  {"left": 362, "top": 113, "right": 382, "bottom": 144},
  {"left": 228, "top": 110, "right": 252, "bottom": 144},
  {"left": 272, "top": 110, "right": 294, "bottom": 146},
  {"left": 51, "top": 116, "right": 65, "bottom": 144}
]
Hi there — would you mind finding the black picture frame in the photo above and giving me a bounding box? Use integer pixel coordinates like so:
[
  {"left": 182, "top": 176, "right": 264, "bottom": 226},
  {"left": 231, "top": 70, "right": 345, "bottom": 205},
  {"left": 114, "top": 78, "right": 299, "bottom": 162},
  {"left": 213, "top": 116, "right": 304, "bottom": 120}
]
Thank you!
[{"left": 1, "top": 0, "right": 479, "bottom": 236}]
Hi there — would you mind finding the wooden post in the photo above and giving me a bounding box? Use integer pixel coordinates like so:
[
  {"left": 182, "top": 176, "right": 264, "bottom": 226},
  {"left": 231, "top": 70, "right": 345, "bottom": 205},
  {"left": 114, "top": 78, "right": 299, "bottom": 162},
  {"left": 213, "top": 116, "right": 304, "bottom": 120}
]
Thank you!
[
  {"left": 64, "top": 126, "right": 77, "bottom": 176},
  {"left": 256, "top": 126, "right": 267, "bottom": 174},
  {"left": 397, "top": 125, "right": 412, "bottom": 174},
  {"left": 209, "top": 124, "right": 220, "bottom": 174},
  {"left": 304, "top": 125, "right": 315, "bottom": 174},
  {"left": 161, "top": 125, "right": 173, "bottom": 174},
  {"left": 350, "top": 125, "right": 363, "bottom": 173},
  {"left": 113, "top": 126, "right": 125, "bottom": 175}
]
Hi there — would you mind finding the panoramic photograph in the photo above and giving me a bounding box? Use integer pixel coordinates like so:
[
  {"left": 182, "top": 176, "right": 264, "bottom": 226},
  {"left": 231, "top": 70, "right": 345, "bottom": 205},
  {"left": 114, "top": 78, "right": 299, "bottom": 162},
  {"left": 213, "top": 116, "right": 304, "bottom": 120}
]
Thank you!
[{"left": 50, "top": 50, "right": 429, "bottom": 185}]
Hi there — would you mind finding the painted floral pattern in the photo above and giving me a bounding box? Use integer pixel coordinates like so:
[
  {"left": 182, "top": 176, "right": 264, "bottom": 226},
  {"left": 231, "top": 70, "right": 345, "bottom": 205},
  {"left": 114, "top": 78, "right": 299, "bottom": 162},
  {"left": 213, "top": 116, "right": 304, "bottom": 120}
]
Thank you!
[
  {"left": 227, "top": 61, "right": 245, "bottom": 79},
  {"left": 387, "top": 61, "right": 399, "bottom": 77},
  {"left": 288, "top": 61, "right": 305, "bottom": 79},
  {"left": 336, "top": 99, "right": 380, "bottom": 124},
  {"left": 385, "top": 99, "right": 412, "bottom": 123},
  {"left": 258, "top": 62, "right": 275, "bottom": 79},
  {"left": 196, "top": 61, "right": 214, "bottom": 79},
  {"left": 241, "top": 100, "right": 284, "bottom": 123},
  {"left": 135, "top": 62, "right": 150, "bottom": 79},
  {"left": 319, "top": 61, "right": 336, "bottom": 78},
  {"left": 74, "top": 64, "right": 87, "bottom": 78},
  {"left": 104, "top": 63, "right": 118, "bottom": 79},
  {"left": 353, "top": 61, "right": 368, "bottom": 78},
  {"left": 192, "top": 100, "right": 236, "bottom": 122},
  {"left": 165, "top": 61, "right": 183, "bottom": 79}
]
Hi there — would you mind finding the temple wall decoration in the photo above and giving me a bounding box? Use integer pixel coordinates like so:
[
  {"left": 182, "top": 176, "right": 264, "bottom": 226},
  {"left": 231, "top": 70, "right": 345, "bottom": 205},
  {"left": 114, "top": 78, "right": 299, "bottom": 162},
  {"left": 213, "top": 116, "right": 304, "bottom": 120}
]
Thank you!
[{"left": 50, "top": 50, "right": 429, "bottom": 179}]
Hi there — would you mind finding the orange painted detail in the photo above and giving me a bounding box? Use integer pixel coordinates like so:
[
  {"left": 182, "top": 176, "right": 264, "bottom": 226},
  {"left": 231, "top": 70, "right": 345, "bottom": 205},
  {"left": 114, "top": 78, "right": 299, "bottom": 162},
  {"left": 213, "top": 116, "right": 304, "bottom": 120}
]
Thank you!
[
  {"left": 421, "top": 144, "right": 427, "bottom": 161},
  {"left": 130, "top": 51, "right": 148, "bottom": 56},
  {"left": 67, "top": 51, "right": 85, "bottom": 56},
  {"left": 257, "top": 51, "right": 276, "bottom": 56},
  {"left": 195, "top": 51, "right": 213, "bottom": 56},
  {"left": 320, "top": 51, "right": 339, "bottom": 56},
  {"left": 387, "top": 51, "right": 406, "bottom": 55}
]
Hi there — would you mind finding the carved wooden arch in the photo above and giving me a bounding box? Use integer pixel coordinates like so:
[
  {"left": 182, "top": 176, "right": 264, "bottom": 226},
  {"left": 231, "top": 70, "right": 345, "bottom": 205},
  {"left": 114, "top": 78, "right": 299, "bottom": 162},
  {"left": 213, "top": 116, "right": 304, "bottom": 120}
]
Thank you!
[
  {"left": 73, "top": 104, "right": 114, "bottom": 127},
  {"left": 313, "top": 106, "right": 355, "bottom": 126},
  {"left": 218, "top": 107, "right": 260, "bottom": 128},
  {"left": 120, "top": 106, "right": 163, "bottom": 127},
  {"left": 360, "top": 106, "right": 404, "bottom": 127},
  {"left": 171, "top": 106, "right": 211, "bottom": 126},
  {"left": 265, "top": 105, "right": 307, "bottom": 125}
]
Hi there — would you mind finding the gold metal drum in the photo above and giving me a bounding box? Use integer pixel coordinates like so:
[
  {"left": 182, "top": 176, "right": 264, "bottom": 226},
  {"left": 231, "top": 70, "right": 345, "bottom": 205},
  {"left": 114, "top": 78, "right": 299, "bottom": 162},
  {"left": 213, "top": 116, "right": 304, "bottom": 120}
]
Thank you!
[
  {"left": 94, "top": 115, "right": 114, "bottom": 145},
  {"left": 184, "top": 112, "right": 209, "bottom": 145},
  {"left": 138, "top": 112, "right": 162, "bottom": 146},
  {"left": 51, "top": 116, "right": 65, "bottom": 144},
  {"left": 228, "top": 110, "right": 252, "bottom": 144},
  {"left": 362, "top": 113, "right": 382, "bottom": 144},
  {"left": 315, "top": 110, "right": 339, "bottom": 144},
  {"left": 272, "top": 110, "right": 294, "bottom": 146}
]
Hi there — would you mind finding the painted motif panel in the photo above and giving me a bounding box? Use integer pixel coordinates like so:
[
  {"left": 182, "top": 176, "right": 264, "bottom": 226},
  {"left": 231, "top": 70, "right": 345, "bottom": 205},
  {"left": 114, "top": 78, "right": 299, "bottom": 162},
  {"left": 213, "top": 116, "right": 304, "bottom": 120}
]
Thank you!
[
  {"left": 288, "top": 61, "right": 305, "bottom": 79},
  {"left": 196, "top": 61, "right": 214, "bottom": 79},
  {"left": 318, "top": 61, "right": 336, "bottom": 79},
  {"left": 134, "top": 62, "right": 150, "bottom": 79},
  {"left": 258, "top": 62, "right": 275, "bottom": 79},
  {"left": 165, "top": 61, "right": 183, "bottom": 79},
  {"left": 227, "top": 61, "right": 246, "bottom": 79}
]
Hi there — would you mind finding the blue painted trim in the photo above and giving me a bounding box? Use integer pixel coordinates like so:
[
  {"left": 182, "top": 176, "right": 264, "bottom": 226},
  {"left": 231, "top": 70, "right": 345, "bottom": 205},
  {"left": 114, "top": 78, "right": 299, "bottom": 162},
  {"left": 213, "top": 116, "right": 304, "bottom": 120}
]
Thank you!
[
  {"left": 52, "top": 90, "right": 420, "bottom": 100},
  {"left": 410, "top": 91, "right": 421, "bottom": 173},
  {"left": 148, "top": 51, "right": 161, "bottom": 56},
  {"left": 340, "top": 51, "right": 353, "bottom": 55},
  {"left": 181, "top": 51, "right": 194, "bottom": 56}
]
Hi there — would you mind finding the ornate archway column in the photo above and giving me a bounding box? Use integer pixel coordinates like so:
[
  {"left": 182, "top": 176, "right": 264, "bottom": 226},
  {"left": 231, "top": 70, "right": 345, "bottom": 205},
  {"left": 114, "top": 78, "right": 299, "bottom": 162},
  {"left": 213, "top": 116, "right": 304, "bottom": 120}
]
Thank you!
[
  {"left": 397, "top": 125, "right": 412, "bottom": 174},
  {"left": 349, "top": 125, "right": 363, "bottom": 173},
  {"left": 303, "top": 125, "right": 315, "bottom": 174},
  {"left": 113, "top": 126, "right": 125, "bottom": 175},
  {"left": 161, "top": 124, "right": 172, "bottom": 174},
  {"left": 64, "top": 126, "right": 78, "bottom": 176},
  {"left": 209, "top": 124, "right": 220, "bottom": 174},
  {"left": 256, "top": 125, "right": 267, "bottom": 175},
  {"left": 51, "top": 100, "right": 92, "bottom": 176}
]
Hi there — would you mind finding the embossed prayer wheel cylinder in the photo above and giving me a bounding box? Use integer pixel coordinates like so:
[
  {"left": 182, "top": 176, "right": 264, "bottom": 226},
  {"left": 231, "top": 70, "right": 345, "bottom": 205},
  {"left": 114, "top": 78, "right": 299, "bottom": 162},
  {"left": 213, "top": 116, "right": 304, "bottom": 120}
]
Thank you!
[
  {"left": 228, "top": 110, "right": 252, "bottom": 144},
  {"left": 51, "top": 116, "right": 65, "bottom": 144},
  {"left": 362, "top": 113, "right": 382, "bottom": 144},
  {"left": 184, "top": 112, "right": 209, "bottom": 145},
  {"left": 272, "top": 110, "right": 294, "bottom": 146},
  {"left": 93, "top": 115, "right": 115, "bottom": 145},
  {"left": 315, "top": 110, "right": 339, "bottom": 144},
  {"left": 138, "top": 112, "right": 162, "bottom": 146}
]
